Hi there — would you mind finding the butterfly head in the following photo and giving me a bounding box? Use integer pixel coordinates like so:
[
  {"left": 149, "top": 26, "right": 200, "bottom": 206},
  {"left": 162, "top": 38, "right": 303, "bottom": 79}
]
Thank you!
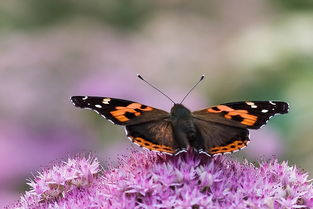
[{"left": 170, "top": 104, "right": 191, "bottom": 119}]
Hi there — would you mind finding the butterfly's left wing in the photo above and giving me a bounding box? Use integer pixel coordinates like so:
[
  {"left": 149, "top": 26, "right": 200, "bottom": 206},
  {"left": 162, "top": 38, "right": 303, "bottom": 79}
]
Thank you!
[
  {"left": 125, "top": 120, "right": 178, "bottom": 155},
  {"left": 192, "top": 101, "right": 289, "bottom": 156},
  {"left": 71, "top": 96, "right": 177, "bottom": 154},
  {"left": 71, "top": 96, "right": 169, "bottom": 126}
]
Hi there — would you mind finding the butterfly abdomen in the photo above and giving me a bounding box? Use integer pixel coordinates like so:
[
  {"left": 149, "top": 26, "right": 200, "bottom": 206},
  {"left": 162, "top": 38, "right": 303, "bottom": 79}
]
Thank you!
[{"left": 169, "top": 104, "right": 204, "bottom": 150}]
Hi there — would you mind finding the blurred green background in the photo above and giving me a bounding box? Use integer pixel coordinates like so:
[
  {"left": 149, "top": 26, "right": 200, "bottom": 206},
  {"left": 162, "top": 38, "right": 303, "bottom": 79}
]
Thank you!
[{"left": 1, "top": 0, "right": 313, "bottom": 206}]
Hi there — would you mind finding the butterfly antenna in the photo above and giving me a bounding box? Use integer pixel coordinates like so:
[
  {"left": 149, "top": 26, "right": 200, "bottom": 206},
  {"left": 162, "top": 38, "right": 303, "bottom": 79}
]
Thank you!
[
  {"left": 180, "top": 75, "right": 205, "bottom": 104},
  {"left": 137, "top": 74, "right": 175, "bottom": 104}
]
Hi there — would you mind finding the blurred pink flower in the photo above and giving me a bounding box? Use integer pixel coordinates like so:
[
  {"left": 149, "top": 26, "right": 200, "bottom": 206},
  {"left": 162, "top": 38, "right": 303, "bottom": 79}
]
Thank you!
[
  {"left": 0, "top": 122, "right": 96, "bottom": 207},
  {"left": 244, "top": 128, "right": 284, "bottom": 159}
]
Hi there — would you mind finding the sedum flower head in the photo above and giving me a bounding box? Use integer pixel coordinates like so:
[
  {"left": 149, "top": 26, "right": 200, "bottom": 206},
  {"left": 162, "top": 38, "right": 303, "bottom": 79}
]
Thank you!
[
  {"left": 14, "top": 156, "right": 100, "bottom": 208},
  {"left": 10, "top": 151, "right": 313, "bottom": 209}
]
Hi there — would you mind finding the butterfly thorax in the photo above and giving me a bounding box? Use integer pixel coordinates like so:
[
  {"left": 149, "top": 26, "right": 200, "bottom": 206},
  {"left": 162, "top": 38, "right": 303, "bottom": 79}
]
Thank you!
[{"left": 170, "top": 104, "right": 199, "bottom": 149}]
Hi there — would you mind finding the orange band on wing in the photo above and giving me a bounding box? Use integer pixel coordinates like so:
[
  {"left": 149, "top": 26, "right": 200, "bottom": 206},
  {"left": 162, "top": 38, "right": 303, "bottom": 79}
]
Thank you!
[
  {"left": 208, "top": 105, "right": 258, "bottom": 126},
  {"left": 209, "top": 140, "right": 248, "bottom": 155},
  {"left": 130, "top": 137, "right": 175, "bottom": 154},
  {"left": 110, "top": 103, "right": 153, "bottom": 122},
  {"left": 208, "top": 105, "right": 234, "bottom": 113}
]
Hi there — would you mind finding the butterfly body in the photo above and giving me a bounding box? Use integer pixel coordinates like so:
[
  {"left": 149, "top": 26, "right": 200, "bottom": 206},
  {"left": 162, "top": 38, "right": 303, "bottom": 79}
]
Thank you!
[
  {"left": 169, "top": 104, "right": 202, "bottom": 152},
  {"left": 71, "top": 96, "right": 289, "bottom": 156}
]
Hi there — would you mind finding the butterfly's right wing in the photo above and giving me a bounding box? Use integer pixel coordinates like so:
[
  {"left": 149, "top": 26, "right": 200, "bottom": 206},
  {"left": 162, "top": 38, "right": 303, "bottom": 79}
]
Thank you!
[
  {"left": 192, "top": 117, "right": 249, "bottom": 156},
  {"left": 192, "top": 101, "right": 288, "bottom": 156},
  {"left": 193, "top": 101, "right": 289, "bottom": 129}
]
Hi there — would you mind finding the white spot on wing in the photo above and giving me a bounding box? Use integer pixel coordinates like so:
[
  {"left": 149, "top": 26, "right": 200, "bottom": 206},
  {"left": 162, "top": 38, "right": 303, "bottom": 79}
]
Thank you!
[
  {"left": 82, "top": 96, "right": 88, "bottom": 100},
  {"left": 269, "top": 101, "right": 276, "bottom": 105},
  {"left": 262, "top": 109, "right": 269, "bottom": 113},
  {"left": 102, "top": 98, "right": 111, "bottom": 104},
  {"left": 95, "top": 104, "right": 102, "bottom": 108},
  {"left": 246, "top": 102, "right": 257, "bottom": 108},
  {"left": 77, "top": 102, "right": 123, "bottom": 126}
]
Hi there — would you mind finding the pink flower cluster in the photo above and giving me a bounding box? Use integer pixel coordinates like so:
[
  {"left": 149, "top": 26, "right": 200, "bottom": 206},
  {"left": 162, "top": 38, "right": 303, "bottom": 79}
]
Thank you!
[
  {"left": 13, "top": 156, "right": 100, "bottom": 208},
  {"left": 9, "top": 151, "right": 313, "bottom": 208}
]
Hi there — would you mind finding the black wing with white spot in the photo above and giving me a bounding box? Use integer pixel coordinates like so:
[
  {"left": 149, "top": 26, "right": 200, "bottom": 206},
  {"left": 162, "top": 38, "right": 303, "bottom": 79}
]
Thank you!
[
  {"left": 71, "top": 96, "right": 169, "bottom": 126},
  {"left": 193, "top": 101, "right": 289, "bottom": 129}
]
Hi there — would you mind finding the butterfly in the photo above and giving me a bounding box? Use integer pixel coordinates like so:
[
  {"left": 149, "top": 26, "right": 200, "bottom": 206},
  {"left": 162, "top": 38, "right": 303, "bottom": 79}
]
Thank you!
[{"left": 71, "top": 75, "right": 289, "bottom": 156}]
